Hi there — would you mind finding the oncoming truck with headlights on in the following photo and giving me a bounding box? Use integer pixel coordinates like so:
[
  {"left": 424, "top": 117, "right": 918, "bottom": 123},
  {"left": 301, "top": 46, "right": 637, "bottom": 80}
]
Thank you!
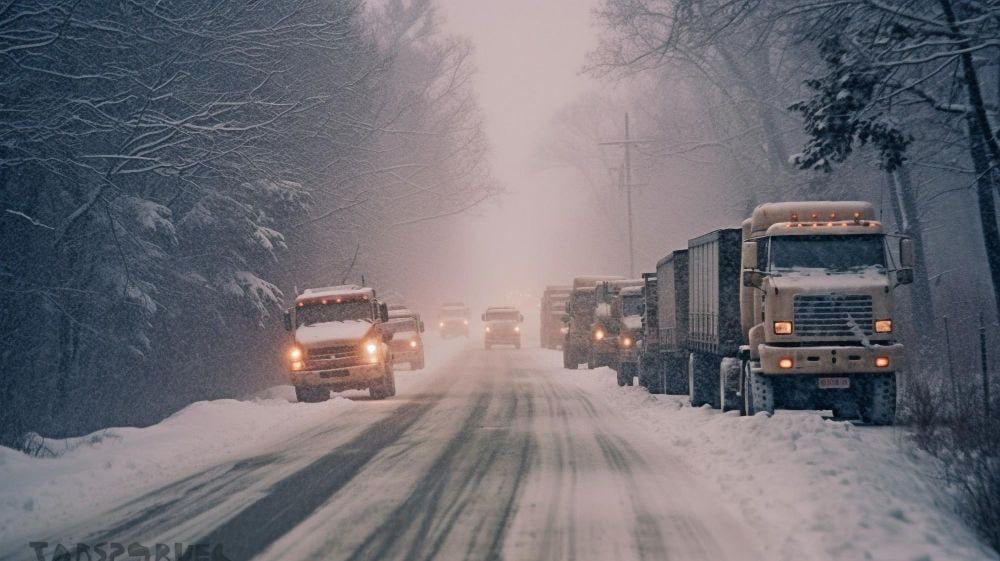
[
  {"left": 282, "top": 285, "right": 396, "bottom": 402},
  {"left": 684, "top": 201, "right": 912, "bottom": 424}
]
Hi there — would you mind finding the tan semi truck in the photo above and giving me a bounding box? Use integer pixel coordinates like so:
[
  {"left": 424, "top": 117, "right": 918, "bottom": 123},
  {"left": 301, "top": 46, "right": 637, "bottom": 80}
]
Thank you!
[
  {"left": 282, "top": 285, "right": 396, "bottom": 402},
  {"left": 683, "top": 201, "right": 912, "bottom": 424}
]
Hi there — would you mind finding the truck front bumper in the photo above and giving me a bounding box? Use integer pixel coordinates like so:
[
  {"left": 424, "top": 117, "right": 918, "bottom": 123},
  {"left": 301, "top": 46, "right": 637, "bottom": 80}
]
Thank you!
[
  {"left": 289, "top": 362, "right": 385, "bottom": 392},
  {"left": 758, "top": 343, "right": 904, "bottom": 375}
]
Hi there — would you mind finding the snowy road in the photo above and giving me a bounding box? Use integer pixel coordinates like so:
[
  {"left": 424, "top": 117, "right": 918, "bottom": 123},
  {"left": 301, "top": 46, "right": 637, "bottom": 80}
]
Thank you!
[{"left": 1, "top": 343, "right": 761, "bottom": 561}]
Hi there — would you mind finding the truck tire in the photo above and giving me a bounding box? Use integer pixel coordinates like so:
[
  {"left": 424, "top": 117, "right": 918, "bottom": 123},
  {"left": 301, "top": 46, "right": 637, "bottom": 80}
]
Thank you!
[
  {"left": 616, "top": 366, "right": 631, "bottom": 387},
  {"left": 719, "top": 358, "right": 743, "bottom": 413},
  {"left": 563, "top": 349, "right": 575, "bottom": 369},
  {"left": 661, "top": 353, "right": 687, "bottom": 395},
  {"left": 743, "top": 362, "right": 774, "bottom": 417},
  {"left": 860, "top": 373, "right": 896, "bottom": 425},
  {"left": 369, "top": 364, "right": 396, "bottom": 400},
  {"left": 688, "top": 352, "right": 719, "bottom": 407},
  {"left": 295, "top": 386, "right": 329, "bottom": 403}
]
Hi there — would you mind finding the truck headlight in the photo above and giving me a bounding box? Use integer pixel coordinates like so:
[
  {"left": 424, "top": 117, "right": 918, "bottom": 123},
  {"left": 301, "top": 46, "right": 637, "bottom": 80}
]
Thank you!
[
  {"left": 875, "top": 356, "right": 890, "bottom": 368},
  {"left": 622, "top": 337, "right": 632, "bottom": 348},
  {"left": 289, "top": 346, "right": 303, "bottom": 361},
  {"left": 778, "top": 357, "right": 793, "bottom": 369},
  {"left": 514, "top": 326, "right": 520, "bottom": 333},
  {"left": 594, "top": 329, "right": 605, "bottom": 341},
  {"left": 463, "top": 319, "right": 469, "bottom": 325},
  {"left": 410, "top": 340, "right": 418, "bottom": 348},
  {"left": 439, "top": 321, "right": 445, "bottom": 328},
  {"left": 365, "top": 341, "right": 378, "bottom": 355},
  {"left": 560, "top": 326, "right": 569, "bottom": 334},
  {"left": 875, "top": 319, "right": 892, "bottom": 333},
  {"left": 773, "top": 321, "right": 793, "bottom": 335}
]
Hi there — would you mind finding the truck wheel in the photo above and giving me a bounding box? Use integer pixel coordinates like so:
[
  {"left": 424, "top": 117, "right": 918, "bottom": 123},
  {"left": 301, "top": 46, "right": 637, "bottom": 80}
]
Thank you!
[
  {"left": 860, "top": 373, "right": 896, "bottom": 425},
  {"left": 719, "top": 358, "right": 744, "bottom": 413},
  {"left": 563, "top": 349, "right": 577, "bottom": 369},
  {"left": 688, "top": 352, "right": 719, "bottom": 407},
  {"left": 743, "top": 362, "right": 774, "bottom": 416},
  {"left": 295, "top": 386, "right": 329, "bottom": 403},
  {"left": 616, "top": 367, "right": 631, "bottom": 387},
  {"left": 369, "top": 364, "right": 396, "bottom": 400}
]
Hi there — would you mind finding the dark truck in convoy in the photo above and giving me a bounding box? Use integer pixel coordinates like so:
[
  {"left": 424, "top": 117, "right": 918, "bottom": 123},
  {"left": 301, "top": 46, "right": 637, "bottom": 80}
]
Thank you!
[
  {"left": 589, "top": 279, "right": 643, "bottom": 371},
  {"left": 635, "top": 253, "right": 691, "bottom": 396},
  {"left": 282, "top": 285, "right": 395, "bottom": 402},
  {"left": 540, "top": 285, "right": 572, "bottom": 349},
  {"left": 648, "top": 201, "right": 912, "bottom": 424},
  {"left": 613, "top": 285, "right": 645, "bottom": 387},
  {"left": 562, "top": 275, "right": 624, "bottom": 369}
]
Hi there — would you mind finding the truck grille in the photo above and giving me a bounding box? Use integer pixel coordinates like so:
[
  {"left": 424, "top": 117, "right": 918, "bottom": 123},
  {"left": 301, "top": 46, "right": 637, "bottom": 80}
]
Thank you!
[
  {"left": 793, "top": 294, "right": 873, "bottom": 337},
  {"left": 308, "top": 344, "right": 360, "bottom": 361}
]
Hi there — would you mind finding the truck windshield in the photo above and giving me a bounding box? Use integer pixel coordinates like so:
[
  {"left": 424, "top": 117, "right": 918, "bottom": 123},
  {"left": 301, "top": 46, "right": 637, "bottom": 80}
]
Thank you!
[
  {"left": 769, "top": 234, "right": 885, "bottom": 272},
  {"left": 622, "top": 295, "right": 643, "bottom": 316},
  {"left": 297, "top": 301, "right": 372, "bottom": 326},
  {"left": 484, "top": 310, "right": 519, "bottom": 321}
]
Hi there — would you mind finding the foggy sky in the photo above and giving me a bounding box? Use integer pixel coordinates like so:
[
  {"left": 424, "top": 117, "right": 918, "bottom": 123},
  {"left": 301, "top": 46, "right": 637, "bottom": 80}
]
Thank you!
[{"left": 434, "top": 0, "right": 607, "bottom": 310}]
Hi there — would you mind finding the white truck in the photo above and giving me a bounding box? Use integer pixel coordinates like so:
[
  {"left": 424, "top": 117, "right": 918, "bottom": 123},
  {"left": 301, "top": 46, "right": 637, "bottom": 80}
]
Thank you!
[{"left": 282, "top": 285, "right": 396, "bottom": 402}]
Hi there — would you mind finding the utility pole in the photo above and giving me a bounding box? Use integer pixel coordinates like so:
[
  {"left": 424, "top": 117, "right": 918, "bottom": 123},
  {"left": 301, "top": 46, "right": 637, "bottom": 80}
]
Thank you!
[{"left": 600, "top": 113, "right": 655, "bottom": 278}]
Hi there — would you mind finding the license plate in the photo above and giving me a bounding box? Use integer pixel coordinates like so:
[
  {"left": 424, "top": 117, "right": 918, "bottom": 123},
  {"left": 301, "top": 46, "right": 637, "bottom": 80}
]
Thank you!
[
  {"left": 320, "top": 369, "right": 349, "bottom": 379},
  {"left": 818, "top": 377, "right": 850, "bottom": 389}
]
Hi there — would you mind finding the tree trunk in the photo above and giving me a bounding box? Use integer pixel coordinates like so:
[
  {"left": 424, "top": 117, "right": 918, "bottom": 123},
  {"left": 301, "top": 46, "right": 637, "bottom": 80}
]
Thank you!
[
  {"left": 964, "top": 112, "right": 1000, "bottom": 327},
  {"left": 886, "top": 166, "right": 940, "bottom": 377},
  {"left": 940, "top": 0, "right": 1000, "bottom": 325}
]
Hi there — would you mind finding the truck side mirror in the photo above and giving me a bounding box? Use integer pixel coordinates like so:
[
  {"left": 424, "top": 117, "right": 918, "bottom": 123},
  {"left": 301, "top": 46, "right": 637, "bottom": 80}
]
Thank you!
[
  {"left": 283, "top": 310, "right": 292, "bottom": 332},
  {"left": 481, "top": 313, "right": 486, "bottom": 321},
  {"left": 379, "top": 303, "right": 389, "bottom": 322},
  {"left": 896, "top": 268, "right": 914, "bottom": 286},
  {"left": 419, "top": 321, "right": 425, "bottom": 333},
  {"left": 741, "top": 241, "right": 758, "bottom": 270},
  {"left": 742, "top": 269, "right": 764, "bottom": 289},
  {"left": 899, "top": 237, "right": 915, "bottom": 269}
]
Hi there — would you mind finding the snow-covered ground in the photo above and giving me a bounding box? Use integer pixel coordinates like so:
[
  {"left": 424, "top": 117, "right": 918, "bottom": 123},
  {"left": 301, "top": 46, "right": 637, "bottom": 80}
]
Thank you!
[
  {"left": 556, "top": 365, "right": 997, "bottom": 561},
  {"left": 0, "top": 335, "right": 466, "bottom": 546},
  {"left": 1, "top": 342, "right": 995, "bottom": 561}
]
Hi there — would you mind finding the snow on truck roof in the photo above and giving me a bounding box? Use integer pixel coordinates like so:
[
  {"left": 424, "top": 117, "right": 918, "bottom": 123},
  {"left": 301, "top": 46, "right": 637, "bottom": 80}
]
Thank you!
[
  {"left": 296, "top": 285, "right": 374, "bottom": 303},
  {"left": 572, "top": 275, "right": 625, "bottom": 289},
  {"left": 620, "top": 286, "right": 643, "bottom": 296},
  {"left": 750, "top": 201, "right": 875, "bottom": 236}
]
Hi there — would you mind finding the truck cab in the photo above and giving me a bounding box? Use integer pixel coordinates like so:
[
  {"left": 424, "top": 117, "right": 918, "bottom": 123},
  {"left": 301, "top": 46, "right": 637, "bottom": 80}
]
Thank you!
[
  {"left": 384, "top": 308, "right": 426, "bottom": 370},
  {"left": 562, "top": 275, "right": 625, "bottom": 369},
  {"left": 614, "top": 285, "right": 645, "bottom": 386},
  {"left": 589, "top": 279, "right": 643, "bottom": 371},
  {"left": 438, "top": 302, "right": 470, "bottom": 338},
  {"left": 282, "top": 285, "right": 396, "bottom": 402},
  {"left": 482, "top": 306, "right": 523, "bottom": 349},
  {"left": 738, "top": 201, "right": 913, "bottom": 423}
]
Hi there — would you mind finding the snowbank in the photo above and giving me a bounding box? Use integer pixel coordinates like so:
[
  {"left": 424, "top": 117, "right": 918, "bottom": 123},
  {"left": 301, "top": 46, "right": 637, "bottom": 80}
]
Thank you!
[
  {"left": 0, "top": 393, "right": 356, "bottom": 543},
  {"left": 0, "top": 333, "right": 468, "bottom": 545},
  {"left": 558, "top": 367, "right": 997, "bottom": 561}
]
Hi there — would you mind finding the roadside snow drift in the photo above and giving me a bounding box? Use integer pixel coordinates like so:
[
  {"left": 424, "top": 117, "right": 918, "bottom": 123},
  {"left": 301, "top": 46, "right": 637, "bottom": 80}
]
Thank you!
[{"left": 556, "top": 364, "right": 997, "bottom": 561}]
